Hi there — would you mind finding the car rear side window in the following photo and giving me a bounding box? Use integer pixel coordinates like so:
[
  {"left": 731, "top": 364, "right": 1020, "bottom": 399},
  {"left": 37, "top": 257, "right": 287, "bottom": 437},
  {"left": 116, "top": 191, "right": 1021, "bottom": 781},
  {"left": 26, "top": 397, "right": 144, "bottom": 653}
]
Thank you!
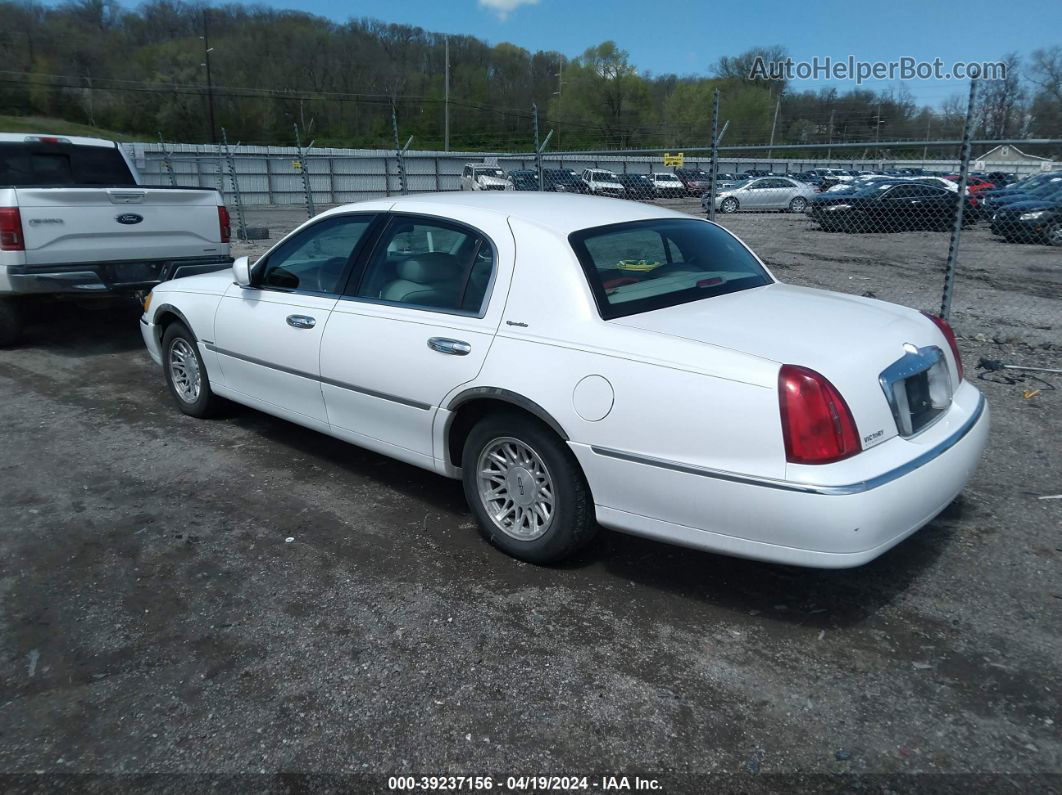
[
  {"left": 570, "top": 218, "right": 772, "bottom": 320},
  {"left": 0, "top": 143, "right": 136, "bottom": 186},
  {"left": 354, "top": 216, "right": 495, "bottom": 315}
]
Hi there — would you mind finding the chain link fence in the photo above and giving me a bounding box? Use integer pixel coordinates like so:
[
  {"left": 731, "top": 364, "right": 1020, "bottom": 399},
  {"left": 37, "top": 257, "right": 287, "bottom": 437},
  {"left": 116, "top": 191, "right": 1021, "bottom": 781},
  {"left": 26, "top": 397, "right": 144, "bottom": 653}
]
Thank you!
[{"left": 128, "top": 83, "right": 1061, "bottom": 353}]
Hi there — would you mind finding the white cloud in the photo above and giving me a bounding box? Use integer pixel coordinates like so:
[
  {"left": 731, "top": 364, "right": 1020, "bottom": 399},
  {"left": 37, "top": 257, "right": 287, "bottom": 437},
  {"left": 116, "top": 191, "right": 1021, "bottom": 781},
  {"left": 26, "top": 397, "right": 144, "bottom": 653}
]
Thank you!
[{"left": 478, "top": 0, "right": 539, "bottom": 21}]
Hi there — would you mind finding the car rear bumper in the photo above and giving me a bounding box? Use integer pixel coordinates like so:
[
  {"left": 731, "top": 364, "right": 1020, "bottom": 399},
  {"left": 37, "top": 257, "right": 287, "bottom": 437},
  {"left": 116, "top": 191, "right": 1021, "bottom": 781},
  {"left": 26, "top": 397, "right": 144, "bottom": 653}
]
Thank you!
[
  {"left": 571, "top": 388, "right": 989, "bottom": 568},
  {"left": 0, "top": 256, "right": 234, "bottom": 295}
]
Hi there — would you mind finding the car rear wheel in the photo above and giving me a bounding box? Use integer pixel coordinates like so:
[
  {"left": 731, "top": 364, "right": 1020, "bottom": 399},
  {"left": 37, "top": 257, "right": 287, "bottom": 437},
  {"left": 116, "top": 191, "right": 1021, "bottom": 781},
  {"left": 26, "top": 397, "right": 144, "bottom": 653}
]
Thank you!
[
  {"left": 461, "top": 412, "right": 596, "bottom": 564},
  {"left": 1045, "top": 222, "right": 1062, "bottom": 247},
  {"left": 789, "top": 196, "right": 808, "bottom": 213},
  {"left": 721, "top": 197, "right": 739, "bottom": 214},
  {"left": 162, "top": 321, "right": 222, "bottom": 418}
]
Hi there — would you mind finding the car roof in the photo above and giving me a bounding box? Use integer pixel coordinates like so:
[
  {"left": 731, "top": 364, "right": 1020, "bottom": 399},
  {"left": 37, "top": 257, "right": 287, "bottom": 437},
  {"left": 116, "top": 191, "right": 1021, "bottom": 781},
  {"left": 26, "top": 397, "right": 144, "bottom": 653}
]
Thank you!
[{"left": 354, "top": 192, "right": 691, "bottom": 235}]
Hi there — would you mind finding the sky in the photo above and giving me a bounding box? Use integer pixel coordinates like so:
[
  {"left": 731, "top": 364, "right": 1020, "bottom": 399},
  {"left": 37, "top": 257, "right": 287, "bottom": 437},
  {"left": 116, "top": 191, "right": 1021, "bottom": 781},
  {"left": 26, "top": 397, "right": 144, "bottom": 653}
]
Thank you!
[{"left": 110, "top": 0, "right": 1062, "bottom": 108}]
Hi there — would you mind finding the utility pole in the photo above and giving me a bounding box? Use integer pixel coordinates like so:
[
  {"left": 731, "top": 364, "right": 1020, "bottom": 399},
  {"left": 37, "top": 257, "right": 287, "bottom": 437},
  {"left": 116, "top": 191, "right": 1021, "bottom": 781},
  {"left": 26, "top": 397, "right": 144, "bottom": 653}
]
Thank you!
[
  {"left": 444, "top": 37, "right": 450, "bottom": 152},
  {"left": 201, "top": 9, "right": 217, "bottom": 144},
  {"left": 767, "top": 92, "right": 781, "bottom": 160}
]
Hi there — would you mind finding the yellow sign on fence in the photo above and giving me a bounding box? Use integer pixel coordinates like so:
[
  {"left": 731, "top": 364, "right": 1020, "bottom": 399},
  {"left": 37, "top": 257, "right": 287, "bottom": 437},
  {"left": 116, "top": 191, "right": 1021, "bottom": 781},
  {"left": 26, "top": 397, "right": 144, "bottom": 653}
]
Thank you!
[
  {"left": 292, "top": 160, "right": 302, "bottom": 171},
  {"left": 663, "top": 152, "right": 684, "bottom": 167}
]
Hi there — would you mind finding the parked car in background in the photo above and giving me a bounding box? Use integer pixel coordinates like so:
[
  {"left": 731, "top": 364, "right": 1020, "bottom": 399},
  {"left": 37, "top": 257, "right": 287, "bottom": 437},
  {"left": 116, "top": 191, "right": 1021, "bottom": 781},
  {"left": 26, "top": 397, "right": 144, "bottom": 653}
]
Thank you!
[
  {"left": 979, "top": 175, "right": 1062, "bottom": 218},
  {"left": 948, "top": 175, "right": 996, "bottom": 196},
  {"left": 616, "top": 173, "right": 655, "bottom": 199},
  {"left": 990, "top": 199, "right": 1062, "bottom": 246},
  {"left": 673, "top": 168, "right": 712, "bottom": 197},
  {"left": 647, "top": 172, "right": 686, "bottom": 198},
  {"left": 140, "top": 192, "right": 987, "bottom": 568},
  {"left": 461, "top": 164, "right": 508, "bottom": 191},
  {"left": 0, "top": 133, "right": 232, "bottom": 346},
  {"left": 808, "top": 182, "right": 973, "bottom": 232},
  {"left": 506, "top": 170, "right": 540, "bottom": 191},
  {"left": 707, "top": 177, "right": 818, "bottom": 214},
  {"left": 543, "top": 169, "right": 585, "bottom": 193},
  {"left": 581, "top": 169, "right": 625, "bottom": 198}
]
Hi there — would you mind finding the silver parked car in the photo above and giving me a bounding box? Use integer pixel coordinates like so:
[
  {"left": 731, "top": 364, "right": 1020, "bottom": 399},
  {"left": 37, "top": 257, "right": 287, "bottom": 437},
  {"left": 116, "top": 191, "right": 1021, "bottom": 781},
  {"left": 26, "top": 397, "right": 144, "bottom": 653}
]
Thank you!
[{"left": 702, "top": 177, "right": 818, "bottom": 214}]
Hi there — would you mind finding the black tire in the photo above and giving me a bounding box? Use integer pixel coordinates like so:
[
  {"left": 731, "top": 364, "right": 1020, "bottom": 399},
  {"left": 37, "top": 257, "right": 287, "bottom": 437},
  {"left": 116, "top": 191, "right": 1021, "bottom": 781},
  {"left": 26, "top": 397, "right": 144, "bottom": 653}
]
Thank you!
[
  {"left": 0, "top": 299, "right": 21, "bottom": 347},
  {"left": 1045, "top": 222, "right": 1062, "bottom": 247},
  {"left": 788, "top": 196, "right": 808, "bottom": 213},
  {"left": 461, "top": 411, "right": 596, "bottom": 564},
  {"left": 720, "top": 197, "right": 739, "bottom": 214},
  {"left": 161, "top": 321, "right": 222, "bottom": 418}
]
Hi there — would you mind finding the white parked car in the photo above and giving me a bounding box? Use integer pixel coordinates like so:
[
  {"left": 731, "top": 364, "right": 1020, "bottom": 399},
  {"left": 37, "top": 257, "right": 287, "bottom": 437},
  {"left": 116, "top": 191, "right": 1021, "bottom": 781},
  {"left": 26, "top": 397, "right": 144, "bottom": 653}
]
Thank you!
[
  {"left": 646, "top": 172, "right": 685, "bottom": 198},
  {"left": 581, "top": 169, "right": 625, "bottom": 198},
  {"left": 141, "top": 194, "right": 988, "bottom": 568},
  {"left": 460, "top": 164, "right": 509, "bottom": 191}
]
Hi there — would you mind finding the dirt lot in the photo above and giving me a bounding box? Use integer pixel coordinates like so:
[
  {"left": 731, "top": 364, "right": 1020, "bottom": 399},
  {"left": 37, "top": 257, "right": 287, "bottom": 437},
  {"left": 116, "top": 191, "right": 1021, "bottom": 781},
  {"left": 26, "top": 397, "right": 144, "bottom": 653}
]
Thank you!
[{"left": 1, "top": 199, "right": 1059, "bottom": 792}]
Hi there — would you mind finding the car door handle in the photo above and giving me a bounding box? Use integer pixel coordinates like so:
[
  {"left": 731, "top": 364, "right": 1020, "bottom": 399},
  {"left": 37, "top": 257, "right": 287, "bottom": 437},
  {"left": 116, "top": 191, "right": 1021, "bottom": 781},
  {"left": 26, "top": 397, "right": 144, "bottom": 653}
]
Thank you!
[
  {"left": 427, "top": 337, "right": 471, "bottom": 356},
  {"left": 286, "top": 314, "right": 316, "bottom": 329}
]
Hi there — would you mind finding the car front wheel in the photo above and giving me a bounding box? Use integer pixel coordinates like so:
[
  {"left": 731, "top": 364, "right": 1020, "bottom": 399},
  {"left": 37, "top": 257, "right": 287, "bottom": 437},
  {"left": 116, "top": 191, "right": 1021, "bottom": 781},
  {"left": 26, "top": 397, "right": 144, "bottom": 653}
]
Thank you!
[
  {"left": 1045, "top": 222, "right": 1062, "bottom": 247},
  {"left": 789, "top": 196, "right": 808, "bottom": 213},
  {"left": 462, "top": 412, "right": 596, "bottom": 564},
  {"left": 720, "top": 197, "right": 739, "bottom": 213},
  {"left": 162, "top": 321, "right": 222, "bottom": 418}
]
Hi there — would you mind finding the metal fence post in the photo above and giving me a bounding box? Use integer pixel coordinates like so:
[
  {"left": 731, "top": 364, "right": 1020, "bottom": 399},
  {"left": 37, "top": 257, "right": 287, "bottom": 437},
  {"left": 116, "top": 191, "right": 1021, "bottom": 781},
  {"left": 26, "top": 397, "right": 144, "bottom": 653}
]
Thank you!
[
  {"left": 392, "top": 104, "right": 407, "bottom": 195},
  {"left": 708, "top": 89, "right": 720, "bottom": 222},
  {"left": 533, "top": 104, "right": 544, "bottom": 191},
  {"left": 293, "top": 124, "right": 316, "bottom": 218},
  {"left": 940, "top": 78, "right": 978, "bottom": 321},
  {"left": 158, "top": 134, "right": 178, "bottom": 187},
  {"left": 220, "top": 128, "right": 247, "bottom": 241}
]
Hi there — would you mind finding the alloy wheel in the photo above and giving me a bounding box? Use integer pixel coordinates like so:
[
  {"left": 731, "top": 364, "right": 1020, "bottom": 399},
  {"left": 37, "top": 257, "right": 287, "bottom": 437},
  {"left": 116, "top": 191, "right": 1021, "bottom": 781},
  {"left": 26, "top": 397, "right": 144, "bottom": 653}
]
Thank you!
[
  {"left": 169, "top": 338, "right": 201, "bottom": 403},
  {"left": 476, "top": 437, "right": 556, "bottom": 541}
]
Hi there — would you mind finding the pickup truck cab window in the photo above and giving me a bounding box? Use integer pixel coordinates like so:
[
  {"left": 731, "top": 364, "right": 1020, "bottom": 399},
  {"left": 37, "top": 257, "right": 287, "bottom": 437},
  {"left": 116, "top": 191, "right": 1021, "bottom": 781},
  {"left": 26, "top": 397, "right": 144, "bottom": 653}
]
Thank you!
[{"left": 257, "top": 214, "right": 376, "bottom": 295}]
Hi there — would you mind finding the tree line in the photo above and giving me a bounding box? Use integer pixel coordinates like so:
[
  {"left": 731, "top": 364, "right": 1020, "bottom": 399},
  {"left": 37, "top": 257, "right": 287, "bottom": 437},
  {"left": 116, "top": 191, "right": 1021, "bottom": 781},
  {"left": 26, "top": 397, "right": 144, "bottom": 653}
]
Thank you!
[{"left": 0, "top": 0, "right": 1058, "bottom": 156}]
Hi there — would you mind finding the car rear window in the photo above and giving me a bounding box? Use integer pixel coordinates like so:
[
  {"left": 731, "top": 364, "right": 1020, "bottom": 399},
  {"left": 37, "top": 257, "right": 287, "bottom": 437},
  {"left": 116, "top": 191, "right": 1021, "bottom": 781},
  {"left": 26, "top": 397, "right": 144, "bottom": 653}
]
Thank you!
[
  {"left": 569, "top": 218, "right": 772, "bottom": 319},
  {"left": 0, "top": 142, "right": 136, "bottom": 186}
]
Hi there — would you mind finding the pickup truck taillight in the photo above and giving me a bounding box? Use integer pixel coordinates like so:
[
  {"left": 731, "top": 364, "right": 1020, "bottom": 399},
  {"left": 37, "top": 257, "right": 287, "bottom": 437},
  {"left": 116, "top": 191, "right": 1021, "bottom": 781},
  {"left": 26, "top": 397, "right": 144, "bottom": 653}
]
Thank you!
[
  {"left": 779, "top": 364, "right": 861, "bottom": 465},
  {"left": 921, "top": 311, "right": 964, "bottom": 380},
  {"left": 0, "top": 208, "right": 25, "bottom": 251},
  {"left": 218, "top": 205, "right": 231, "bottom": 244}
]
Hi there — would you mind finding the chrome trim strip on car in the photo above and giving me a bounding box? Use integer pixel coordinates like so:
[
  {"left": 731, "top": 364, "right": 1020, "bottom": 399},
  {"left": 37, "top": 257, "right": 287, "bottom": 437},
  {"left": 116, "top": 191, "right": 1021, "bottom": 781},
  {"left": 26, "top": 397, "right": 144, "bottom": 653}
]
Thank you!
[
  {"left": 590, "top": 393, "right": 985, "bottom": 497},
  {"left": 204, "top": 343, "right": 431, "bottom": 411}
]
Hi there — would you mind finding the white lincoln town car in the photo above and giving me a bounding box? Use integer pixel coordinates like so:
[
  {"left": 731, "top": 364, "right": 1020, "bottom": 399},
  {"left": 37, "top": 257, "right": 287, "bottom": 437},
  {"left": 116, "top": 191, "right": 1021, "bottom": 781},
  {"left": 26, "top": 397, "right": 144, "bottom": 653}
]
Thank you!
[{"left": 140, "top": 193, "right": 988, "bottom": 567}]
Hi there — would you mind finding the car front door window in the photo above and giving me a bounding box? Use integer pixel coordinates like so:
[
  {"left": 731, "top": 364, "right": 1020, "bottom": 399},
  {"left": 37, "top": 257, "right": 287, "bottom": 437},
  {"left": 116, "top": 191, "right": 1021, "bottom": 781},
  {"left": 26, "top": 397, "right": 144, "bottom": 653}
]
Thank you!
[{"left": 257, "top": 215, "right": 375, "bottom": 295}]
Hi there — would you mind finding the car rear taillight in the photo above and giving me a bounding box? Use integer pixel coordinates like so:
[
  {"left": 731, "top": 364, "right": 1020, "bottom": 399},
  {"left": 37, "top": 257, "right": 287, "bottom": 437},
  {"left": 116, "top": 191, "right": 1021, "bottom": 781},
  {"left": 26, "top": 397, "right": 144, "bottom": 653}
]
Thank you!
[
  {"left": 0, "top": 208, "right": 25, "bottom": 251},
  {"left": 921, "top": 311, "right": 964, "bottom": 380},
  {"left": 778, "top": 365, "right": 861, "bottom": 465},
  {"left": 218, "top": 205, "right": 231, "bottom": 244}
]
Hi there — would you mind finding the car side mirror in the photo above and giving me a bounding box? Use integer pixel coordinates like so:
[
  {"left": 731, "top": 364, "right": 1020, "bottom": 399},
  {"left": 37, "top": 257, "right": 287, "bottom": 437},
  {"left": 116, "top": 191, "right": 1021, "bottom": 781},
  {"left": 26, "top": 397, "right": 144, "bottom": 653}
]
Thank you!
[{"left": 232, "top": 255, "right": 252, "bottom": 287}]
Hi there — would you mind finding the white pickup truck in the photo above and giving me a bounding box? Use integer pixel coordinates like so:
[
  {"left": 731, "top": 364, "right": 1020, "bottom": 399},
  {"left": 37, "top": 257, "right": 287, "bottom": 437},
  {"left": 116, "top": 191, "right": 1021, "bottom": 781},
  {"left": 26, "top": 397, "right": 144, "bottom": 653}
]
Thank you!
[{"left": 0, "top": 134, "right": 233, "bottom": 345}]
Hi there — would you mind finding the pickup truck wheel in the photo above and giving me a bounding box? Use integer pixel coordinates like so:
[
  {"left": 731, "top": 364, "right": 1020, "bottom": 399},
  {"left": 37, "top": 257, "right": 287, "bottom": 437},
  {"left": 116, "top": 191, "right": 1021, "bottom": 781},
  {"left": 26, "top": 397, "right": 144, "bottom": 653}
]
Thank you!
[
  {"left": 462, "top": 412, "right": 596, "bottom": 564},
  {"left": 162, "top": 322, "right": 221, "bottom": 418},
  {"left": 0, "top": 299, "right": 21, "bottom": 347}
]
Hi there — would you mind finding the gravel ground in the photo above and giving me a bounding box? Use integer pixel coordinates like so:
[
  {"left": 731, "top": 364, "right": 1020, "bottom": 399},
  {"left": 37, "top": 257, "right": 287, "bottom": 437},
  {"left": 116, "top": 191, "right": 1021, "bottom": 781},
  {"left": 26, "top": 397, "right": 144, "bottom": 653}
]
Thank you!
[{"left": 0, "top": 197, "right": 1059, "bottom": 793}]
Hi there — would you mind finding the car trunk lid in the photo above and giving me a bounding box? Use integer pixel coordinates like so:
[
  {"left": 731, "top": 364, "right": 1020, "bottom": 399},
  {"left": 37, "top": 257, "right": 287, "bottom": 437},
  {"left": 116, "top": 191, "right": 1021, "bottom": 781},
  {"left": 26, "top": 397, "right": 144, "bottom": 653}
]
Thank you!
[{"left": 613, "top": 283, "right": 953, "bottom": 448}]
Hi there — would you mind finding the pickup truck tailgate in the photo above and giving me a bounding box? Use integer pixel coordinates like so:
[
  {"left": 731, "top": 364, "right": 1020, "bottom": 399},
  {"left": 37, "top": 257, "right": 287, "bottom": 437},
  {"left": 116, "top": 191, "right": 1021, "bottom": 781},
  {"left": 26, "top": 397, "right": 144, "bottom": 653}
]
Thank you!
[{"left": 16, "top": 187, "right": 226, "bottom": 266}]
